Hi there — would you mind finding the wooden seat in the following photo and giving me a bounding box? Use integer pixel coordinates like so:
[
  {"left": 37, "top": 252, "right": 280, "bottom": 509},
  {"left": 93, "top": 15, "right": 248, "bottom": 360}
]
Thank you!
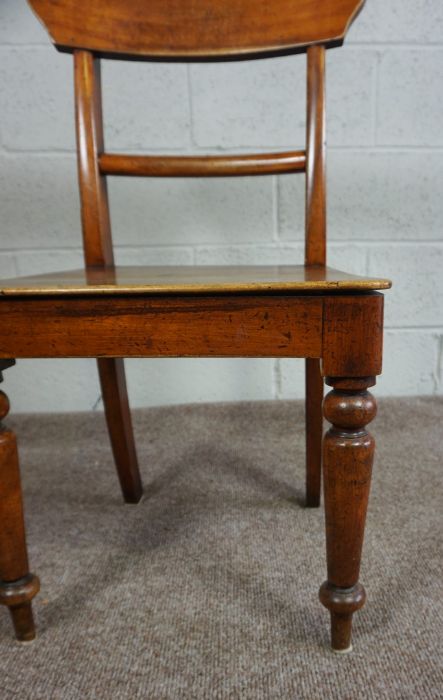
[
  {"left": 0, "top": 0, "right": 390, "bottom": 653},
  {"left": 0, "top": 265, "right": 391, "bottom": 296}
]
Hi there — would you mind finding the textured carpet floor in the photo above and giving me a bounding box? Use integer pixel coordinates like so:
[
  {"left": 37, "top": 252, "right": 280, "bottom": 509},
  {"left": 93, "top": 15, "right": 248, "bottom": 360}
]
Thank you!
[{"left": 0, "top": 397, "right": 442, "bottom": 699}]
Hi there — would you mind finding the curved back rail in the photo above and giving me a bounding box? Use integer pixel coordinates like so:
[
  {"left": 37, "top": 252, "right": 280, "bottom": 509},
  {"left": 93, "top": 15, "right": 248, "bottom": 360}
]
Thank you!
[{"left": 29, "top": 0, "right": 365, "bottom": 60}]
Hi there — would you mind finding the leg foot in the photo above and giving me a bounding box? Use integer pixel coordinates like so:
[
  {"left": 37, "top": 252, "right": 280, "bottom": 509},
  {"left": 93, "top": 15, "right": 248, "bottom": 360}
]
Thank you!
[
  {"left": 10, "top": 603, "right": 37, "bottom": 642},
  {"left": 320, "top": 377, "right": 376, "bottom": 652},
  {"left": 0, "top": 574, "right": 40, "bottom": 641},
  {"left": 319, "top": 581, "right": 365, "bottom": 652}
]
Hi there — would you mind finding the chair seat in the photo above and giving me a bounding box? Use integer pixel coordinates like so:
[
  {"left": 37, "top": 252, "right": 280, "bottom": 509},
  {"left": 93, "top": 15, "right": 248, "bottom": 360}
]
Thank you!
[{"left": 0, "top": 265, "right": 391, "bottom": 297}]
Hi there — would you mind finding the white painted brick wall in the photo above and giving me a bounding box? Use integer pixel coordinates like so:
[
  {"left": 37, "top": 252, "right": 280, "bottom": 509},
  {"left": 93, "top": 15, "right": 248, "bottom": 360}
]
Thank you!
[{"left": 1, "top": 0, "right": 442, "bottom": 412}]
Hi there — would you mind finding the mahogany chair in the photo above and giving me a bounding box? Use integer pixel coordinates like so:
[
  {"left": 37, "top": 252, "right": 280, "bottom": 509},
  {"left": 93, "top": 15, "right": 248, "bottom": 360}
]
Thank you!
[{"left": 0, "top": 0, "right": 391, "bottom": 652}]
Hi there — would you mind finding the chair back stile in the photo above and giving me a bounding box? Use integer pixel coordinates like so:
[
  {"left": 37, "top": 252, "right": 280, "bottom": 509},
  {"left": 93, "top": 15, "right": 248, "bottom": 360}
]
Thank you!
[
  {"left": 74, "top": 50, "right": 114, "bottom": 269},
  {"left": 305, "top": 46, "right": 326, "bottom": 267}
]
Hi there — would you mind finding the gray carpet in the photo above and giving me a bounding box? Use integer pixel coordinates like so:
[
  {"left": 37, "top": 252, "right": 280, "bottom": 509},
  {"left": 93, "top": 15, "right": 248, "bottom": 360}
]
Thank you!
[{"left": 1, "top": 397, "right": 442, "bottom": 699}]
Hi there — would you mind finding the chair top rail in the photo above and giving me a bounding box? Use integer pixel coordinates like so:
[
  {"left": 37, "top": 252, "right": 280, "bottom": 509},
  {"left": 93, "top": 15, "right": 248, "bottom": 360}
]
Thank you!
[{"left": 28, "top": 0, "right": 365, "bottom": 61}]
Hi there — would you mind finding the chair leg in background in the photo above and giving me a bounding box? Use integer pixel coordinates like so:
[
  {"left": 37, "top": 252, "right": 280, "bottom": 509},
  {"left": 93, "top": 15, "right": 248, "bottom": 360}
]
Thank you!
[
  {"left": 319, "top": 376, "right": 376, "bottom": 652},
  {"left": 0, "top": 375, "right": 39, "bottom": 641},
  {"left": 305, "top": 358, "right": 323, "bottom": 507},
  {"left": 97, "top": 358, "right": 143, "bottom": 504}
]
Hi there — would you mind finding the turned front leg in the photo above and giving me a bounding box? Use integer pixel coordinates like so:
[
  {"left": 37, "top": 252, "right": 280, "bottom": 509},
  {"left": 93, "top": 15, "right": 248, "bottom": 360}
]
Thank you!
[
  {"left": 319, "top": 377, "right": 376, "bottom": 652},
  {"left": 0, "top": 387, "right": 39, "bottom": 641}
]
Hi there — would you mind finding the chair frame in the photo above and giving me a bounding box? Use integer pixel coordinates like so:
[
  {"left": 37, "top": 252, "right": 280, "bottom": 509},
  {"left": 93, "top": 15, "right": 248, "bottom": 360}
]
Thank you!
[{"left": 0, "top": 0, "right": 390, "bottom": 652}]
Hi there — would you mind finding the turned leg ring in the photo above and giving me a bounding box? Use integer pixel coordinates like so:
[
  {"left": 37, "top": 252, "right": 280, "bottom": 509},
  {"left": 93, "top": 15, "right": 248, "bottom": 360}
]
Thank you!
[
  {"left": 319, "top": 581, "right": 366, "bottom": 652},
  {"left": 0, "top": 574, "right": 40, "bottom": 641}
]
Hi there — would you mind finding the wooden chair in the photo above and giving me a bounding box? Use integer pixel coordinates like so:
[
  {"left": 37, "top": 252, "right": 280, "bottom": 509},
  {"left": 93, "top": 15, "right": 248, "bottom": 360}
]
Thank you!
[{"left": 0, "top": 0, "right": 391, "bottom": 652}]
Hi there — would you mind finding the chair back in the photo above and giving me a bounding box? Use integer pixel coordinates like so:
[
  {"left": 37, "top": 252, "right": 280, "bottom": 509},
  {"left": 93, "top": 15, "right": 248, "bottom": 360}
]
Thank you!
[{"left": 28, "top": 0, "right": 366, "bottom": 267}]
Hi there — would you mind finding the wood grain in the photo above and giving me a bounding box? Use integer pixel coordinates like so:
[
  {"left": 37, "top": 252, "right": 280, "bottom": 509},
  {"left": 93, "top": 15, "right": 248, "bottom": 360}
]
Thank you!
[
  {"left": 0, "top": 295, "right": 323, "bottom": 359},
  {"left": 0, "top": 390, "right": 40, "bottom": 641},
  {"left": 304, "top": 44, "right": 327, "bottom": 510},
  {"left": 305, "top": 358, "right": 323, "bottom": 507},
  {"left": 0, "top": 266, "right": 391, "bottom": 297},
  {"left": 322, "top": 294, "right": 384, "bottom": 378},
  {"left": 97, "top": 358, "right": 143, "bottom": 504},
  {"left": 74, "top": 50, "right": 114, "bottom": 268},
  {"left": 29, "top": 0, "right": 366, "bottom": 60},
  {"left": 3, "top": 0, "right": 389, "bottom": 652},
  {"left": 305, "top": 45, "right": 326, "bottom": 266},
  {"left": 320, "top": 379, "right": 377, "bottom": 651},
  {"left": 99, "top": 151, "right": 306, "bottom": 177}
]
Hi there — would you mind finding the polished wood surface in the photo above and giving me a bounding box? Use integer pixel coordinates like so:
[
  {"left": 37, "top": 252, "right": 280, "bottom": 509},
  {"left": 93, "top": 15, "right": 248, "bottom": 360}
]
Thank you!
[
  {"left": 97, "top": 358, "right": 143, "bottom": 504},
  {"left": 320, "top": 378, "right": 376, "bottom": 652},
  {"left": 29, "top": 0, "right": 366, "bottom": 60},
  {"left": 305, "top": 46, "right": 326, "bottom": 267},
  {"left": 0, "top": 295, "right": 323, "bottom": 359},
  {"left": 0, "top": 265, "right": 391, "bottom": 297},
  {"left": 0, "top": 0, "right": 389, "bottom": 651},
  {"left": 322, "top": 295, "right": 384, "bottom": 378},
  {"left": 99, "top": 151, "right": 306, "bottom": 178},
  {"left": 75, "top": 50, "right": 114, "bottom": 268},
  {"left": 305, "top": 358, "right": 323, "bottom": 508},
  {"left": 0, "top": 386, "right": 40, "bottom": 641},
  {"left": 304, "top": 44, "right": 327, "bottom": 506},
  {"left": 0, "top": 288, "right": 386, "bottom": 650},
  {"left": 0, "top": 391, "right": 29, "bottom": 581}
]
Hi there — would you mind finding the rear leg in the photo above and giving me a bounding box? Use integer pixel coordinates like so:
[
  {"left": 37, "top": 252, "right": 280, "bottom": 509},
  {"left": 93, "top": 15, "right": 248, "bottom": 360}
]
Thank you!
[
  {"left": 305, "top": 358, "right": 323, "bottom": 507},
  {"left": 97, "top": 358, "right": 143, "bottom": 504},
  {"left": 0, "top": 361, "right": 40, "bottom": 641}
]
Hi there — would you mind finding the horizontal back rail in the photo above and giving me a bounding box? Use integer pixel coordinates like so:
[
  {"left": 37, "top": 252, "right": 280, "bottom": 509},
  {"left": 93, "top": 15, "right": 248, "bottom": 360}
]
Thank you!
[
  {"left": 29, "top": 0, "right": 365, "bottom": 60},
  {"left": 99, "top": 152, "right": 306, "bottom": 178}
]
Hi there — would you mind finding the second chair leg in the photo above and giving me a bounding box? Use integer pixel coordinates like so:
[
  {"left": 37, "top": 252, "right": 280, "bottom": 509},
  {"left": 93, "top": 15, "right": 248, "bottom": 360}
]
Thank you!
[
  {"left": 319, "top": 376, "right": 377, "bottom": 652},
  {"left": 305, "top": 358, "right": 323, "bottom": 507},
  {"left": 97, "top": 358, "right": 143, "bottom": 504},
  {"left": 0, "top": 388, "right": 40, "bottom": 641}
]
